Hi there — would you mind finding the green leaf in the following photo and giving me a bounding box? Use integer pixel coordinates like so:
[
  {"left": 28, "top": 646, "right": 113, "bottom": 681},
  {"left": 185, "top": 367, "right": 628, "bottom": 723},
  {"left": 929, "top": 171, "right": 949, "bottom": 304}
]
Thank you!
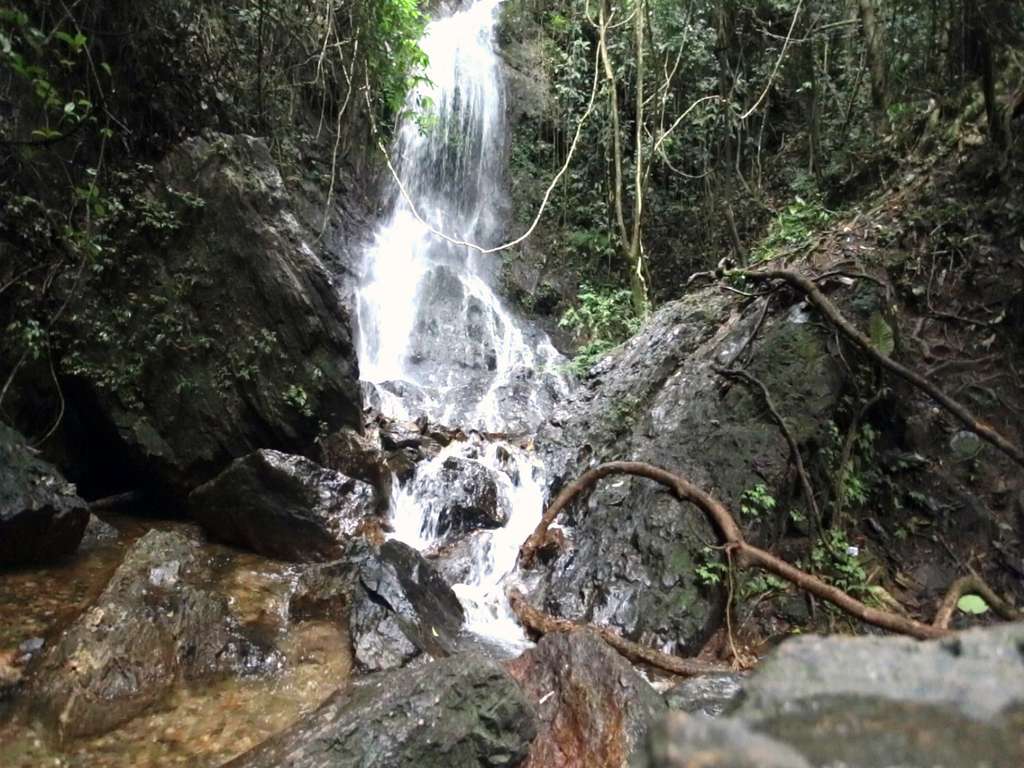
[
  {"left": 956, "top": 594, "right": 989, "bottom": 615},
  {"left": 869, "top": 313, "right": 895, "bottom": 357}
]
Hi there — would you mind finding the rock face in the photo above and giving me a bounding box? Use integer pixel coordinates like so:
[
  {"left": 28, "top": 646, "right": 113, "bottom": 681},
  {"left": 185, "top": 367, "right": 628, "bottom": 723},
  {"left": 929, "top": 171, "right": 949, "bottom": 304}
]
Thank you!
[
  {"left": 505, "top": 629, "right": 665, "bottom": 768},
  {"left": 0, "top": 422, "right": 88, "bottom": 566},
  {"left": 30, "top": 530, "right": 259, "bottom": 739},
  {"left": 412, "top": 456, "right": 509, "bottom": 540},
  {"left": 188, "top": 450, "right": 376, "bottom": 562},
  {"left": 62, "top": 133, "right": 362, "bottom": 494},
  {"left": 228, "top": 654, "right": 537, "bottom": 768},
  {"left": 318, "top": 428, "right": 392, "bottom": 506},
  {"left": 531, "top": 289, "right": 846, "bottom": 653},
  {"left": 348, "top": 540, "right": 465, "bottom": 672},
  {"left": 637, "top": 623, "right": 1024, "bottom": 768}
]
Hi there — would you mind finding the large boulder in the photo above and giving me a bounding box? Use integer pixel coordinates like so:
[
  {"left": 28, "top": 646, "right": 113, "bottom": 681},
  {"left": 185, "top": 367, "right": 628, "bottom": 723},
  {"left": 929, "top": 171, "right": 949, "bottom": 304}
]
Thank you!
[
  {"left": 228, "top": 654, "right": 537, "bottom": 768},
  {"left": 505, "top": 629, "right": 665, "bottom": 768},
  {"left": 30, "top": 530, "right": 262, "bottom": 740},
  {"left": 531, "top": 289, "right": 846, "bottom": 653},
  {"left": 637, "top": 624, "right": 1024, "bottom": 768},
  {"left": 0, "top": 422, "right": 88, "bottom": 566},
  {"left": 318, "top": 428, "right": 392, "bottom": 505},
  {"left": 348, "top": 539, "right": 465, "bottom": 672},
  {"left": 412, "top": 456, "right": 509, "bottom": 540},
  {"left": 188, "top": 450, "right": 376, "bottom": 562},
  {"left": 59, "top": 133, "right": 362, "bottom": 494}
]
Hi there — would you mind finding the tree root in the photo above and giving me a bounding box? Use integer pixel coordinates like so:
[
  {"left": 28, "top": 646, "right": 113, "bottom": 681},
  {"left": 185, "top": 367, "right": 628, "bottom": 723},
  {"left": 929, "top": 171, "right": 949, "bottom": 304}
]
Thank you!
[
  {"left": 933, "top": 575, "right": 1023, "bottom": 630},
  {"left": 731, "top": 268, "right": 1024, "bottom": 467},
  {"left": 507, "top": 588, "right": 732, "bottom": 677},
  {"left": 519, "top": 461, "right": 955, "bottom": 640}
]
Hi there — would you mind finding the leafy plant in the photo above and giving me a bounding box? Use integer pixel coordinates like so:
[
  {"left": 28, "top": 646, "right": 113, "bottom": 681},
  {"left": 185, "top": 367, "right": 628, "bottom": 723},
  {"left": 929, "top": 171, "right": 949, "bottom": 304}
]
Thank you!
[
  {"left": 808, "top": 529, "right": 869, "bottom": 595},
  {"left": 740, "top": 484, "right": 776, "bottom": 521},
  {"left": 750, "top": 196, "right": 833, "bottom": 263},
  {"left": 695, "top": 546, "right": 728, "bottom": 586},
  {"left": 559, "top": 283, "right": 641, "bottom": 374}
]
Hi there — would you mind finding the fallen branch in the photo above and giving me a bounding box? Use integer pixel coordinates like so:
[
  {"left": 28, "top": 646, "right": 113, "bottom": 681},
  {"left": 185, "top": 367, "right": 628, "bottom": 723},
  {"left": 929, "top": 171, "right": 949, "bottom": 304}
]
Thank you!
[
  {"left": 508, "top": 588, "right": 732, "bottom": 677},
  {"left": 933, "top": 575, "right": 1023, "bottom": 630},
  {"left": 88, "top": 490, "right": 142, "bottom": 512},
  {"left": 519, "top": 461, "right": 950, "bottom": 640},
  {"left": 731, "top": 269, "right": 1024, "bottom": 467}
]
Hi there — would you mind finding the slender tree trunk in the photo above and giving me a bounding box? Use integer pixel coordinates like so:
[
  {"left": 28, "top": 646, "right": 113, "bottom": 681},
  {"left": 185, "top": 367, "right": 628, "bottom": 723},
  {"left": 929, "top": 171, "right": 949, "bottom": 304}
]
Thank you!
[
  {"left": 629, "top": 0, "right": 649, "bottom": 313},
  {"left": 858, "top": 0, "right": 888, "bottom": 116}
]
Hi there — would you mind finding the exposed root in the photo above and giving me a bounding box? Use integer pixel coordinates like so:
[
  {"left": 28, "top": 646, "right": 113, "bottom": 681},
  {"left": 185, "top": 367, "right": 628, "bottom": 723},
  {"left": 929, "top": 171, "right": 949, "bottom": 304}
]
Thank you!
[
  {"left": 731, "top": 268, "right": 1024, "bottom": 467},
  {"left": 507, "top": 588, "right": 733, "bottom": 677},
  {"left": 933, "top": 574, "right": 1023, "bottom": 630},
  {"left": 519, "top": 461, "right": 953, "bottom": 640}
]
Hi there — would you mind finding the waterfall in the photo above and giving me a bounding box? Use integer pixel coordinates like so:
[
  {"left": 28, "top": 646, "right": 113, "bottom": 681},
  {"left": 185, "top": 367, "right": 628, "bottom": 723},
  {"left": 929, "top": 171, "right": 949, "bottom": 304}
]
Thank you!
[{"left": 355, "top": 0, "right": 568, "bottom": 651}]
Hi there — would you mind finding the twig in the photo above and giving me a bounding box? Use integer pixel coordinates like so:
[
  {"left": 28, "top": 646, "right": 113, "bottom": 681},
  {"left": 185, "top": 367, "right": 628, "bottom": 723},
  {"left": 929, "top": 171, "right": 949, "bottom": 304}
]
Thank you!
[
  {"left": 731, "top": 269, "right": 1024, "bottom": 467},
  {"left": 519, "top": 461, "right": 949, "bottom": 640},
  {"left": 507, "top": 588, "right": 732, "bottom": 677},
  {"left": 714, "top": 367, "right": 823, "bottom": 534}
]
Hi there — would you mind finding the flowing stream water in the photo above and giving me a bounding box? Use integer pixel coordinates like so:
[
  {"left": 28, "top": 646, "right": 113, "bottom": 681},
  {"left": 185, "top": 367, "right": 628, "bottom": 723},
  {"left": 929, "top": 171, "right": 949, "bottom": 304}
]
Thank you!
[{"left": 356, "top": 0, "right": 567, "bottom": 651}]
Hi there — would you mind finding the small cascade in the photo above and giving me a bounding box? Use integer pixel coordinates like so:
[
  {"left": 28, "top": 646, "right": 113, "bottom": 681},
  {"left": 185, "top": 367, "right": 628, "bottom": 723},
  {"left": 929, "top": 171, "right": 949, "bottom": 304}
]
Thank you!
[{"left": 354, "top": 0, "right": 569, "bottom": 650}]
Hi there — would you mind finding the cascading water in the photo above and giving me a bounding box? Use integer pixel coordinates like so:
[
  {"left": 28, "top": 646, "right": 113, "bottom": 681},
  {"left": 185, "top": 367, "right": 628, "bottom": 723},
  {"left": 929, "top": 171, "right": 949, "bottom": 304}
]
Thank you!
[{"left": 355, "top": 0, "right": 568, "bottom": 650}]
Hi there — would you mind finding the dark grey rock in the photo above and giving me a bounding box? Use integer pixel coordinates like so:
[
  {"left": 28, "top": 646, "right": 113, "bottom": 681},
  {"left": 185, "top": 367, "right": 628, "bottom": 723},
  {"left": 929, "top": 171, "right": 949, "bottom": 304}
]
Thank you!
[
  {"left": 531, "top": 289, "right": 845, "bottom": 654},
  {"left": 188, "top": 450, "right": 376, "bottom": 562},
  {"left": 62, "top": 133, "right": 362, "bottom": 493},
  {"left": 79, "top": 514, "right": 120, "bottom": 551},
  {"left": 317, "top": 427, "right": 392, "bottom": 506},
  {"left": 227, "top": 654, "right": 537, "bottom": 768},
  {"left": 349, "top": 540, "right": 465, "bottom": 672},
  {"left": 413, "top": 456, "right": 509, "bottom": 540},
  {"left": 0, "top": 422, "right": 88, "bottom": 566},
  {"left": 634, "top": 712, "right": 812, "bottom": 768},
  {"left": 505, "top": 629, "right": 665, "bottom": 767},
  {"left": 30, "top": 530, "right": 257, "bottom": 739},
  {"left": 664, "top": 673, "right": 744, "bottom": 717}
]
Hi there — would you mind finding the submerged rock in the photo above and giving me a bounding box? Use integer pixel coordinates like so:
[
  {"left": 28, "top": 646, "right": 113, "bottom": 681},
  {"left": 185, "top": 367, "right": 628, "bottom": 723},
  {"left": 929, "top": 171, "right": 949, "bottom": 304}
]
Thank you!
[
  {"left": 348, "top": 540, "right": 465, "bottom": 672},
  {"left": 188, "top": 450, "right": 376, "bottom": 562},
  {"left": 412, "top": 456, "right": 509, "bottom": 540},
  {"left": 505, "top": 629, "right": 665, "bottom": 768},
  {"left": 30, "top": 530, "right": 261, "bottom": 739},
  {"left": 228, "top": 654, "right": 536, "bottom": 768},
  {"left": 0, "top": 422, "right": 88, "bottom": 566}
]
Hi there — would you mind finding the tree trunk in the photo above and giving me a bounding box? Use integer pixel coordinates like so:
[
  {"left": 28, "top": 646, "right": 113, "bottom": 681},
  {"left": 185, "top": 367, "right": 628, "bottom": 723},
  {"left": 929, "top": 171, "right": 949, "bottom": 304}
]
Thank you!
[{"left": 858, "top": 0, "right": 888, "bottom": 116}]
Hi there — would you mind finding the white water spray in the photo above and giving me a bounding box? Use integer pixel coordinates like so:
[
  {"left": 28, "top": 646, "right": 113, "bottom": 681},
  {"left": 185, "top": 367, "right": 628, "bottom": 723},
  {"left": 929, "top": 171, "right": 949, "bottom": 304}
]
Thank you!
[{"left": 355, "top": 0, "right": 568, "bottom": 650}]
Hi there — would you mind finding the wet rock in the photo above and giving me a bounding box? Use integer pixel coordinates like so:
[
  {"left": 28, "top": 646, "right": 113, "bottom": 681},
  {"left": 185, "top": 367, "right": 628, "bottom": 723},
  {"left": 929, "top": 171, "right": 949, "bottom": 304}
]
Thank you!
[
  {"left": 30, "top": 530, "right": 255, "bottom": 739},
  {"left": 386, "top": 447, "right": 419, "bottom": 484},
  {"left": 664, "top": 673, "right": 744, "bottom": 717},
  {"left": 317, "top": 428, "right": 392, "bottom": 506},
  {"left": 59, "top": 133, "right": 362, "bottom": 494},
  {"left": 533, "top": 289, "right": 845, "bottom": 653},
  {"left": 0, "top": 422, "right": 88, "bottom": 566},
  {"left": 412, "top": 457, "right": 509, "bottom": 539},
  {"left": 348, "top": 540, "right": 465, "bottom": 672},
  {"left": 635, "top": 712, "right": 812, "bottom": 768},
  {"left": 505, "top": 629, "right": 665, "bottom": 767},
  {"left": 228, "top": 654, "right": 537, "bottom": 768},
  {"left": 430, "top": 530, "right": 490, "bottom": 585},
  {"left": 188, "top": 450, "right": 376, "bottom": 562},
  {"left": 79, "top": 514, "right": 120, "bottom": 551}
]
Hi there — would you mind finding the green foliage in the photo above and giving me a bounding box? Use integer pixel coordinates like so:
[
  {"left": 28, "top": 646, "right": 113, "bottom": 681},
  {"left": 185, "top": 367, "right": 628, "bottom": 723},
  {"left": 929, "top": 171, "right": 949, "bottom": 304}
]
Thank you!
[
  {"left": 695, "top": 546, "right": 728, "bottom": 587},
  {"left": 956, "top": 594, "right": 990, "bottom": 616},
  {"left": 740, "top": 572, "right": 788, "bottom": 600},
  {"left": 750, "top": 196, "right": 833, "bottom": 263},
  {"left": 559, "top": 283, "right": 641, "bottom": 374},
  {"left": 739, "top": 484, "right": 777, "bottom": 521},
  {"left": 808, "top": 529, "right": 869, "bottom": 596}
]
